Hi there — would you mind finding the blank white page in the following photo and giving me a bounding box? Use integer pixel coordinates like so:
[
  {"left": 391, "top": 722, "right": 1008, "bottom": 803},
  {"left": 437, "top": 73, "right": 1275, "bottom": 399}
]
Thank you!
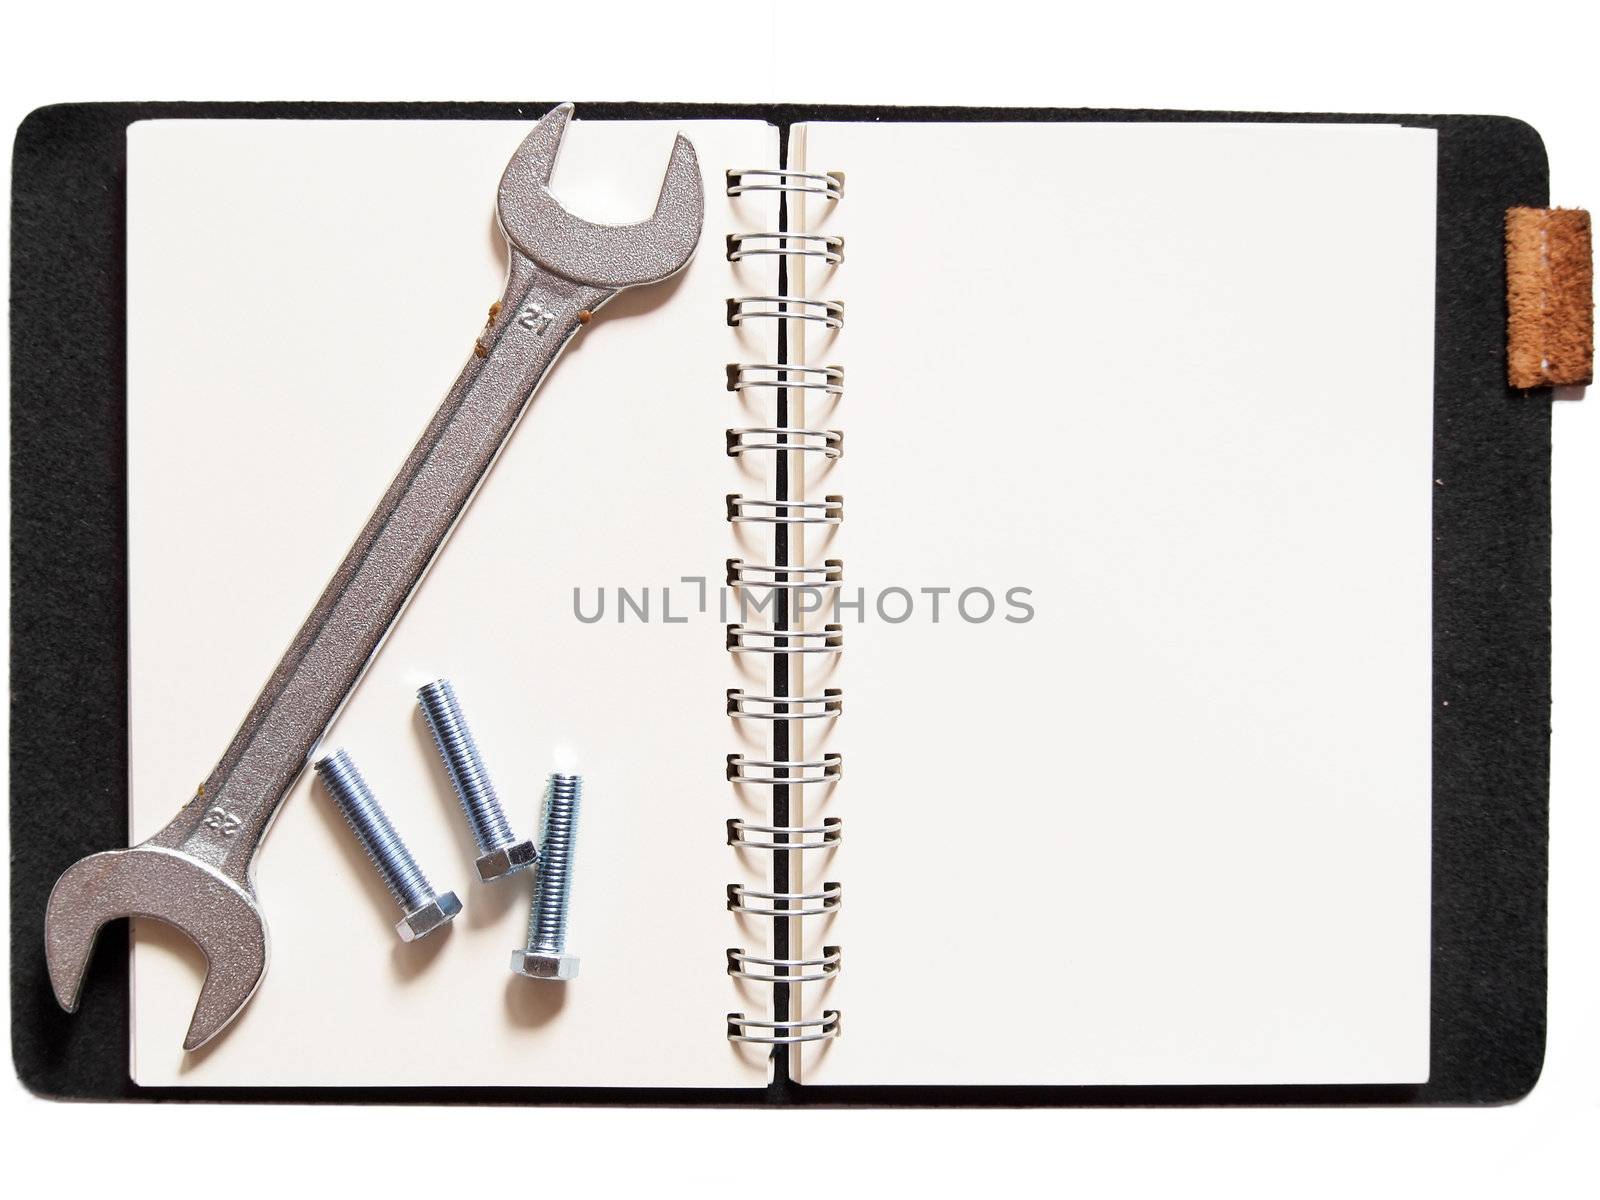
[
  {"left": 127, "top": 118, "right": 777, "bottom": 1086},
  {"left": 792, "top": 122, "right": 1436, "bottom": 1086}
]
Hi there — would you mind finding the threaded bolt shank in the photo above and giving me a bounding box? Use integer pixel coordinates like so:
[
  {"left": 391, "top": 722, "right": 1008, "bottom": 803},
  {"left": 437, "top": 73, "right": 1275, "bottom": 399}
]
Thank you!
[
  {"left": 417, "top": 679, "right": 535, "bottom": 882},
  {"left": 512, "top": 773, "right": 583, "bottom": 981},
  {"left": 314, "top": 748, "right": 461, "bottom": 942},
  {"left": 530, "top": 773, "right": 581, "bottom": 952}
]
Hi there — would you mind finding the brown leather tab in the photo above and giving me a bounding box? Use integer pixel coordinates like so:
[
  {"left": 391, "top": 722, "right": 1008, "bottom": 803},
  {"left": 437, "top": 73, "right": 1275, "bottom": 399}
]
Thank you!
[{"left": 1506, "top": 207, "right": 1593, "bottom": 388}]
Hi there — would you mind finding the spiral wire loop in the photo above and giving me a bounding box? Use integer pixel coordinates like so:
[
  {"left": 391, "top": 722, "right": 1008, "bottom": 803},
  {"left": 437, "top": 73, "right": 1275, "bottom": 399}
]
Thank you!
[
  {"left": 726, "top": 624, "right": 845, "bottom": 654},
  {"left": 727, "top": 946, "right": 842, "bottom": 983},
  {"left": 726, "top": 494, "right": 844, "bottom": 524},
  {"left": 727, "top": 232, "right": 845, "bottom": 263},
  {"left": 726, "top": 363, "right": 845, "bottom": 395},
  {"left": 725, "top": 159, "right": 848, "bottom": 1045},
  {"left": 726, "top": 427, "right": 844, "bottom": 458},
  {"left": 727, "top": 882, "right": 843, "bottom": 918},
  {"left": 726, "top": 296, "right": 844, "bottom": 328},
  {"left": 727, "top": 689, "right": 844, "bottom": 720},
  {"left": 727, "top": 817, "right": 843, "bottom": 851},
  {"left": 726, "top": 1010, "right": 841, "bottom": 1044},
  {"left": 726, "top": 559, "right": 844, "bottom": 588},
  {"left": 726, "top": 168, "right": 845, "bottom": 200},
  {"left": 727, "top": 753, "right": 843, "bottom": 787}
]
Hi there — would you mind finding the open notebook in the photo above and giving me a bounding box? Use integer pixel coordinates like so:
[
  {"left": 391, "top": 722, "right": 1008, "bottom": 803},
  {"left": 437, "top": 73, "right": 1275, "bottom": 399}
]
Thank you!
[{"left": 126, "top": 115, "right": 1434, "bottom": 1089}]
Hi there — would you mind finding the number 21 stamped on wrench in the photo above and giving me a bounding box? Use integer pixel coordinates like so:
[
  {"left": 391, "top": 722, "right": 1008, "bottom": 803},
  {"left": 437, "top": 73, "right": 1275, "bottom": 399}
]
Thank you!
[{"left": 44, "top": 104, "right": 704, "bottom": 1050}]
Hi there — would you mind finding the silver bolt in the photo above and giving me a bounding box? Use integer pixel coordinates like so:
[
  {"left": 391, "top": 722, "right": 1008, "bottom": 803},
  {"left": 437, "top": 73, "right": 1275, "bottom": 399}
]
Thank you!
[
  {"left": 511, "top": 773, "right": 582, "bottom": 981},
  {"left": 313, "top": 748, "right": 462, "bottom": 942},
  {"left": 417, "top": 678, "right": 537, "bottom": 882}
]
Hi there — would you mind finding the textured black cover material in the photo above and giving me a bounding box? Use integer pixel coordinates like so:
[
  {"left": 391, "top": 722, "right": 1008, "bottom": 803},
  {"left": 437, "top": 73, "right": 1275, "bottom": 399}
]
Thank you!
[{"left": 10, "top": 103, "right": 1550, "bottom": 1105}]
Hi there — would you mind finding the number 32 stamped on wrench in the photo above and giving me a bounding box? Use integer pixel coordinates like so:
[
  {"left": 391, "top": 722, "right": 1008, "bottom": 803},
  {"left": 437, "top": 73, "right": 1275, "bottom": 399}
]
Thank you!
[{"left": 43, "top": 104, "right": 704, "bottom": 1050}]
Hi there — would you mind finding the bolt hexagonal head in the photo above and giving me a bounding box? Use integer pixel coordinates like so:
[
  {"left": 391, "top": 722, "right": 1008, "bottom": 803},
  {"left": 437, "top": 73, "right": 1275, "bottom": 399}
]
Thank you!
[
  {"left": 510, "top": 949, "right": 579, "bottom": 981},
  {"left": 475, "top": 839, "right": 538, "bottom": 883},
  {"left": 395, "top": 891, "right": 462, "bottom": 942}
]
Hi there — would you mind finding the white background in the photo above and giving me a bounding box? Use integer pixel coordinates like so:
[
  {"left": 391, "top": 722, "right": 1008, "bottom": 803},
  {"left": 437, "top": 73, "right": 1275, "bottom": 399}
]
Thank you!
[{"left": 1, "top": 1, "right": 1594, "bottom": 1194}]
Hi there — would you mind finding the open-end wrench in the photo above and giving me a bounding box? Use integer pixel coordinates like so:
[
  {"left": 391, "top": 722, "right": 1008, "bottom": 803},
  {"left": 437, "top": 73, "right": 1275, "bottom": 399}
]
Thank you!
[{"left": 44, "top": 104, "right": 704, "bottom": 1050}]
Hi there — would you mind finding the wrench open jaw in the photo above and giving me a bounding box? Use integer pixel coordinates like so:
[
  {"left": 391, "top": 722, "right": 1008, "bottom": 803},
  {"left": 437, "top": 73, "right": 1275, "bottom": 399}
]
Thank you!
[
  {"left": 43, "top": 103, "right": 705, "bottom": 1051},
  {"left": 497, "top": 102, "right": 703, "bottom": 289},
  {"left": 46, "top": 847, "right": 266, "bottom": 1051}
]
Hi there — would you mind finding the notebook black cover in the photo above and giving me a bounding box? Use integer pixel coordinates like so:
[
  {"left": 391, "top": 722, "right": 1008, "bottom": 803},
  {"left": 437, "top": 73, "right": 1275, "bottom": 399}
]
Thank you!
[{"left": 10, "top": 102, "right": 1551, "bottom": 1105}]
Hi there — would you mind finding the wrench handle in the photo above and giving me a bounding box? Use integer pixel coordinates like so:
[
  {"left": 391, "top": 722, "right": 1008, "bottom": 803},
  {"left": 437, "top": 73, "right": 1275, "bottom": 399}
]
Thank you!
[{"left": 154, "top": 258, "right": 610, "bottom": 881}]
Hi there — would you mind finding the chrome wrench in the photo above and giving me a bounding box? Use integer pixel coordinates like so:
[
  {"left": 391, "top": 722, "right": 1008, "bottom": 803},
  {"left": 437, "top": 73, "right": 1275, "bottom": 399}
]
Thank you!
[{"left": 44, "top": 103, "right": 704, "bottom": 1049}]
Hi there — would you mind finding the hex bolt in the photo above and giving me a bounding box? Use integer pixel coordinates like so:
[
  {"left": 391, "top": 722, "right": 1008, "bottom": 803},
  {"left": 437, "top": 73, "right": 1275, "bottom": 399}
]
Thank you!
[
  {"left": 512, "top": 772, "right": 583, "bottom": 981},
  {"left": 416, "top": 678, "right": 537, "bottom": 882},
  {"left": 313, "top": 748, "right": 462, "bottom": 942}
]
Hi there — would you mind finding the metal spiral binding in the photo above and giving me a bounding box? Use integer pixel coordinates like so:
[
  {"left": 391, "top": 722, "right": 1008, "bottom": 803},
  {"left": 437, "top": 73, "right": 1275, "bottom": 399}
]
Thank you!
[
  {"left": 727, "top": 689, "right": 843, "bottom": 720},
  {"left": 727, "top": 559, "right": 844, "bottom": 588},
  {"left": 726, "top": 427, "right": 844, "bottom": 458},
  {"left": 727, "top": 882, "right": 842, "bottom": 917},
  {"left": 726, "top": 624, "right": 845, "bottom": 654},
  {"left": 727, "top": 946, "right": 842, "bottom": 983},
  {"left": 727, "top": 232, "right": 845, "bottom": 263},
  {"left": 727, "top": 1011, "right": 841, "bottom": 1044},
  {"left": 726, "top": 158, "right": 846, "bottom": 1050},
  {"left": 726, "top": 494, "right": 843, "bottom": 524},
  {"left": 726, "top": 363, "right": 844, "bottom": 395},
  {"left": 728, "top": 817, "right": 842, "bottom": 851},
  {"left": 726, "top": 168, "right": 845, "bottom": 200},
  {"left": 727, "top": 753, "right": 842, "bottom": 787},
  {"left": 726, "top": 296, "right": 844, "bottom": 328}
]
